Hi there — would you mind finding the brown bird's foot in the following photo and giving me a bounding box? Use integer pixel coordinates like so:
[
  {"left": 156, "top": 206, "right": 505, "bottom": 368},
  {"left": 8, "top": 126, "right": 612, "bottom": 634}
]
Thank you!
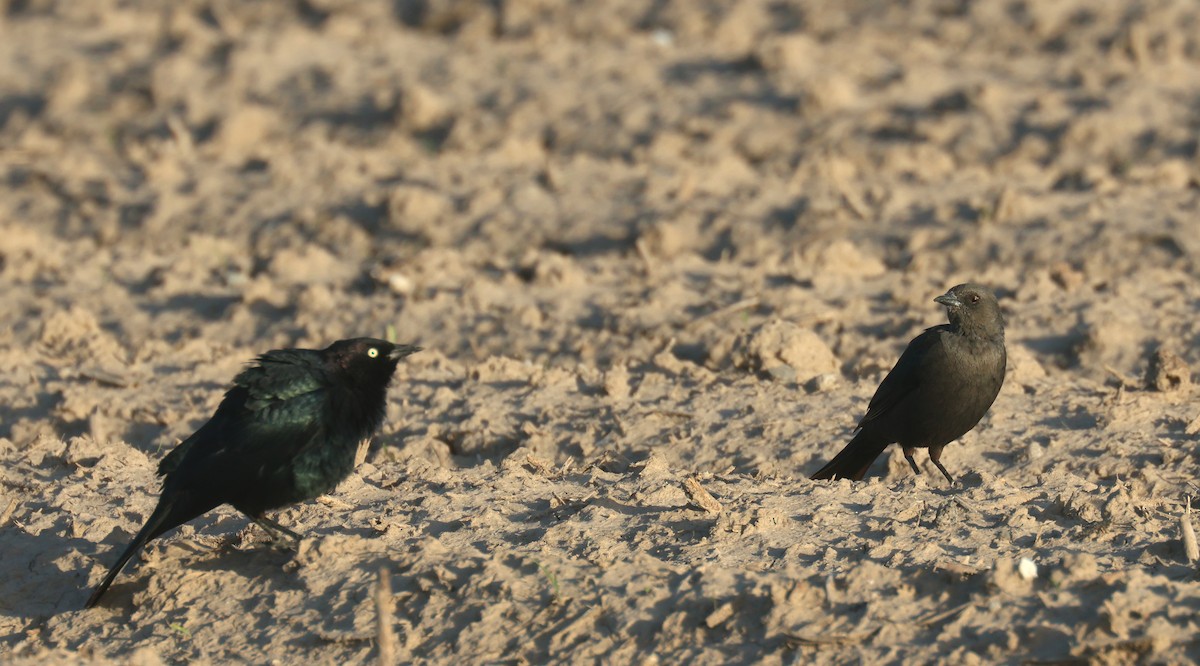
[
  {"left": 249, "top": 515, "right": 303, "bottom": 550},
  {"left": 933, "top": 463, "right": 955, "bottom": 486},
  {"left": 927, "top": 448, "right": 955, "bottom": 486},
  {"left": 902, "top": 448, "right": 922, "bottom": 476}
]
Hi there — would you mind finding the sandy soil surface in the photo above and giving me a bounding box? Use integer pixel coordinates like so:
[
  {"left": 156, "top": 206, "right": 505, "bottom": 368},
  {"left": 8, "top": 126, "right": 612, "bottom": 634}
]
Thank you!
[{"left": 3, "top": 0, "right": 1200, "bottom": 663}]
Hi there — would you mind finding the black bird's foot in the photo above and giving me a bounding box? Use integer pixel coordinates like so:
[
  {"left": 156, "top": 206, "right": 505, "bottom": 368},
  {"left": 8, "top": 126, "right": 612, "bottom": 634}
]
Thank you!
[
  {"left": 248, "top": 515, "right": 303, "bottom": 550},
  {"left": 902, "top": 448, "right": 922, "bottom": 476}
]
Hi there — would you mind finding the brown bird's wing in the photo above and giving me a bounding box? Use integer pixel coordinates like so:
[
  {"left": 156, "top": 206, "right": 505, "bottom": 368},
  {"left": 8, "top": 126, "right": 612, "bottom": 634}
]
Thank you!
[
  {"left": 856, "top": 325, "right": 948, "bottom": 429},
  {"left": 812, "top": 327, "right": 950, "bottom": 481}
]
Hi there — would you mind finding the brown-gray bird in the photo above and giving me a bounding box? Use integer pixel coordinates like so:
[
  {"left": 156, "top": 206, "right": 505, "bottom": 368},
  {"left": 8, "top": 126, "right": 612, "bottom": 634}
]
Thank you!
[{"left": 811, "top": 284, "right": 1006, "bottom": 484}]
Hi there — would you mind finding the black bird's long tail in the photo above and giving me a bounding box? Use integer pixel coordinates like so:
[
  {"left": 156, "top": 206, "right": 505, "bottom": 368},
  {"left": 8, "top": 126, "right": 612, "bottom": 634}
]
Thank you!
[
  {"left": 85, "top": 494, "right": 207, "bottom": 609},
  {"left": 811, "top": 429, "right": 890, "bottom": 481}
]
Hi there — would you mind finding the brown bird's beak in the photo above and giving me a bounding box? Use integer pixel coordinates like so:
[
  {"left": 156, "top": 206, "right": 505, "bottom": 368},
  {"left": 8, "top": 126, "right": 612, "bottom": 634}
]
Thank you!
[
  {"left": 389, "top": 345, "right": 423, "bottom": 360},
  {"left": 934, "top": 291, "right": 962, "bottom": 308}
]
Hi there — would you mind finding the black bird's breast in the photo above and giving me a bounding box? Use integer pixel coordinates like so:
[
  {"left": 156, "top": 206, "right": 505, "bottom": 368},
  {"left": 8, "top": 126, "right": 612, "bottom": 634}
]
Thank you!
[
  {"left": 232, "top": 380, "right": 387, "bottom": 514},
  {"left": 281, "top": 385, "right": 388, "bottom": 503}
]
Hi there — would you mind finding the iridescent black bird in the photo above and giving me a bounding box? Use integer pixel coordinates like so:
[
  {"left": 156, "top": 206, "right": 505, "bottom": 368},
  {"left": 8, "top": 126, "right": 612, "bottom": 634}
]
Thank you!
[
  {"left": 85, "top": 338, "right": 421, "bottom": 609},
  {"left": 811, "top": 284, "right": 1006, "bottom": 484}
]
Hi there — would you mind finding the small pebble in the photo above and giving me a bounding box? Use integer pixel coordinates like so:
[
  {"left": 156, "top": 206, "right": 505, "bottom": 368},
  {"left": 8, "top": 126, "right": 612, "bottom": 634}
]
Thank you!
[{"left": 1018, "top": 557, "right": 1038, "bottom": 581}]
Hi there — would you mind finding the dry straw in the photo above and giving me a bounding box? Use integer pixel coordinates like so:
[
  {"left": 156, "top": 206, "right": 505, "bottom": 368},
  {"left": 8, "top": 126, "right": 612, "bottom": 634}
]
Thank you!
[{"left": 1182, "top": 497, "right": 1199, "bottom": 564}]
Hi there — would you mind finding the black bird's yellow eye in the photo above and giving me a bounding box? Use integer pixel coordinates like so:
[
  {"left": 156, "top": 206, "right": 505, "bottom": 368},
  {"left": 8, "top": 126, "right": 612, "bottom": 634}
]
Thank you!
[{"left": 368, "top": 348, "right": 379, "bottom": 358}]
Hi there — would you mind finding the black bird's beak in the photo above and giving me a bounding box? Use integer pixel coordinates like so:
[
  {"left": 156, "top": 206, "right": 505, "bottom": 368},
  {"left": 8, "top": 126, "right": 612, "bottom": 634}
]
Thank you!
[
  {"left": 934, "top": 291, "right": 962, "bottom": 308},
  {"left": 389, "top": 345, "right": 423, "bottom": 360}
]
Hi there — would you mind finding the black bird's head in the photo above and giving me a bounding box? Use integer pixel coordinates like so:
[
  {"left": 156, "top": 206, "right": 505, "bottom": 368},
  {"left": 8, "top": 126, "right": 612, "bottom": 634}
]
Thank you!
[
  {"left": 322, "top": 338, "right": 422, "bottom": 386},
  {"left": 934, "top": 283, "right": 1004, "bottom": 340}
]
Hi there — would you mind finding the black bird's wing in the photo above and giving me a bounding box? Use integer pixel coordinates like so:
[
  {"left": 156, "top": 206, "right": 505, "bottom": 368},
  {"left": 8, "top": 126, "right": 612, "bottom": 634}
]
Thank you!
[
  {"left": 158, "top": 350, "right": 329, "bottom": 478},
  {"left": 222, "top": 353, "right": 334, "bottom": 480},
  {"left": 239, "top": 350, "right": 330, "bottom": 409}
]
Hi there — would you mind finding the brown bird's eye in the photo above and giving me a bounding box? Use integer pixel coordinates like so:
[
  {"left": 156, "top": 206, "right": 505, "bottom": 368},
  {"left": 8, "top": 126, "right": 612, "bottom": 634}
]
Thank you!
[
  {"left": 970, "top": 294, "right": 980, "bottom": 303},
  {"left": 367, "top": 348, "right": 379, "bottom": 358}
]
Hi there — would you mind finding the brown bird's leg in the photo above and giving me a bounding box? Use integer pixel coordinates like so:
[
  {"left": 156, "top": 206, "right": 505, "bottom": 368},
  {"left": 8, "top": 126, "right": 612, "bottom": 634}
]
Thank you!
[
  {"left": 927, "top": 446, "right": 954, "bottom": 485},
  {"left": 902, "top": 447, "right": 922, "bottom": 476}
]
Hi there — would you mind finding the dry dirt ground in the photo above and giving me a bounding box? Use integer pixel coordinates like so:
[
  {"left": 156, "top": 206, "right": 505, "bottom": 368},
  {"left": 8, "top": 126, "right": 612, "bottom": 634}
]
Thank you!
[{"left": 3, "top": 1, "right": 1200, "bottom": 664}]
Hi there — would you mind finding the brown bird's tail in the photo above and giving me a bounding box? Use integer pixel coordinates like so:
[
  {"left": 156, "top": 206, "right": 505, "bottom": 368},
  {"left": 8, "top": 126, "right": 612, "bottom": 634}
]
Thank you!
[
  {"left": 84, "top": 493, "right": 210, "bottom": 609},
  {"left": 811, "top": 429, "right": 890, "bottom": 481}
]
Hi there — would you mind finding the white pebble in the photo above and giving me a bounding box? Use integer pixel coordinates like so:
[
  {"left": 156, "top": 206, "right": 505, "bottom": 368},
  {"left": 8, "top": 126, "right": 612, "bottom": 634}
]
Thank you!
[
  {"left": 1018, "top": 557, "right": 1038, "bottom": 581},
  {"left": 387, "top": 272, "right": 414, "bottom": 295}
]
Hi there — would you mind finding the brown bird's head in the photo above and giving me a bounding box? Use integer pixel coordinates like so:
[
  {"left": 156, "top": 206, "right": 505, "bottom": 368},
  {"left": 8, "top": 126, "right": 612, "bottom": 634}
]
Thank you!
[
  {"left": 934, "top": 283, "right": 1004, "bottom": 341},
  {"left": 322, "top": 338, "right": 422, "bottom": 385}
]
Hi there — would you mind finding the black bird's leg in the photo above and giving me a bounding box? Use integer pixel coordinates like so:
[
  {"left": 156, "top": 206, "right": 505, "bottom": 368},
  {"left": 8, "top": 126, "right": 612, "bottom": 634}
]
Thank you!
[
  {"left": 246, "top": 514, "right": 302, "bottom": 548},
  {"left": 927, "top": 446, "right": 955, "bottom": 485},
  {"left": 902, "top": 447, "right": 922, "bottom": 476}
]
